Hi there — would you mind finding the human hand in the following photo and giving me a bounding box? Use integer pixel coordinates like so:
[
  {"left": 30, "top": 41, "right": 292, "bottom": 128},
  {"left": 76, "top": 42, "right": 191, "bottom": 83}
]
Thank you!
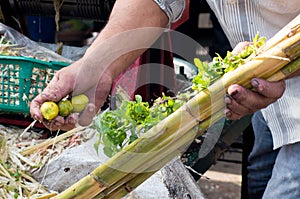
[
  {"left": 30, "top": 59, "right": 112, "bottom": 131},
  {"left": 224, "top": 41, "right": 286, "bottom": 120},
  {"left": 224, "top": 78, "right": 286, "bottom": 120}
]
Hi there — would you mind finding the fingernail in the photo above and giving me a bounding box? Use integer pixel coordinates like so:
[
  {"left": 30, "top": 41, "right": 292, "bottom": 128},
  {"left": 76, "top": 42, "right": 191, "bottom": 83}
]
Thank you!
[
  {"left": 41, "top": 93, "right": 48, "bottom": 98},
  {"left": 68, "top": 118, "right": 75, "bottom": 124},
  {"left": 231, "top": 90, "right": 238, "bottom": 97},
  {"left": 224, "top": 94, "right": 232, "bottom": 105},
  {"left": 33, "top": 115, "right": 39, "bottom": 121},
  {"left": 54, "top": 121, "right": 60, "bottom": 126},
  {"left": 251, "top": 79, "right": 259, "bottom": 88},
  {"left": 89, "top": 106, "right": 95, "bottom": 112}
]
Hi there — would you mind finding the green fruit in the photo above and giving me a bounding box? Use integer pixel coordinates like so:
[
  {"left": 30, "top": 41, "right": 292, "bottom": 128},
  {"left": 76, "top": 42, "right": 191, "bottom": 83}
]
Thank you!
[
  {"left": 71, "top": 94, "right": 89, "bottom": 113},
  {"left": 58, "top": 100, "right": 73, "bottom": 117},
  {"left": 40, "top": 101, "right": 59, "bottom": 121}
]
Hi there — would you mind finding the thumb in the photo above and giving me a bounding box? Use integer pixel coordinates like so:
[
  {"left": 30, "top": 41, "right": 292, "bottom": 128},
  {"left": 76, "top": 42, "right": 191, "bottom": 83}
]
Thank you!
[
  {"left": 78, "top": 103, "right": 97, "bottom": 126},
  {"left": 251, "top": 78, "right": 286, "bottom": 99}
]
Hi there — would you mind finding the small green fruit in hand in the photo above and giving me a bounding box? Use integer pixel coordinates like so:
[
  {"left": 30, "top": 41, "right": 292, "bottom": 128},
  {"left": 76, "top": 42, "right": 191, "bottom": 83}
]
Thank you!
[
  {"left": 40, "top": 101, "right": 59, "bottom": 121},
  {"left": 58, "top": 100, "right": 73, "bottom": 117},
  {"left": 71, "top": 94, "right": 89, "bottom": 113}
]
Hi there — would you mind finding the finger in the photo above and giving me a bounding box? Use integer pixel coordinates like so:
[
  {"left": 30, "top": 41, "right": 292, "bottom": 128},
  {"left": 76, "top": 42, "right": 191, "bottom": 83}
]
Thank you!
[
  {"left": 224, "top": 107, "right": 243, "bottom": 120},
  {"left": 41, "top": 68, "right": 76, "bottom": 102},
  {"left": 42, "top": 116, "right": 64, "bottom": 131},
  {"left": 232, "top": 42, "right": 252, "bottom": 55},
  {"left": 250, "top": 78, "right": 285, "bottom": 98},
  {"left": 227, "top": 84, "right": 276, "bottom": 111},
  {"left": 42, "top": 79, "right": 69, "bottom": 102},
  {"left": 43, "top": 115, "right": 78, "bottom": 131},
  {"left": 78, "top": 103, "right": 97, "bottom": 127},
  {"left": 30, "top": 93, "right": 46, "bottom": 121},
  {"left": 224, "top": 94, "right": 251, "bottom": 120},
  {"left": 61, "top": 116, "right": 77, "bottom": 131}
]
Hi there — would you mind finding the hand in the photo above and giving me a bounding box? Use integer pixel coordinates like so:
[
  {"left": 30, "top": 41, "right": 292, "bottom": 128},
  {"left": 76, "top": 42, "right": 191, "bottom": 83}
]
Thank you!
[
  {"left": 224, "top": 78, "right": 286, "bottom": 120},
  {"left": 30, "top": 59, "right": 112, "bottom": 131}
]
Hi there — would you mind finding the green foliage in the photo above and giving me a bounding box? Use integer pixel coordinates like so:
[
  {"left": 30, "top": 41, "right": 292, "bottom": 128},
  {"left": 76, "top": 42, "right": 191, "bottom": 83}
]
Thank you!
[
  {"left": 192, "top": 33, "right": 266, "bottom": 92},
  {"left": 93, "top": 93, "right": 190, "bottom": 157}
]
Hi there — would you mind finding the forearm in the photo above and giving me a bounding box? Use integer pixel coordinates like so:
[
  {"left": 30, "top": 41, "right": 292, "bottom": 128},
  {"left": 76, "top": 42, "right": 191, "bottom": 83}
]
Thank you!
[{"left": 83, "top": 0, "right": 169, "bottom": 81}]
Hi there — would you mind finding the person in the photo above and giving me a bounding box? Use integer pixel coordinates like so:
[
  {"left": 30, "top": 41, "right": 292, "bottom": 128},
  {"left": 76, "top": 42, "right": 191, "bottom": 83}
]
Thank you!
[
  {"left": 30, "top": 0, "right": 185, "bottom": 131},
  {"left": 211, "top": 1, "right": 299, "bottom": 198},
  {"left": 30, "top": 0, "right": 300, "bottom": 198}
]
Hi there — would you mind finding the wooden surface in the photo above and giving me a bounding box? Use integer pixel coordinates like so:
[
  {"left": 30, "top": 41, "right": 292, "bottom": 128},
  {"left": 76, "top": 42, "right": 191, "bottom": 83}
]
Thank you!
[{"left": 162, "top": 157, "right": 206, "bottom": 199}]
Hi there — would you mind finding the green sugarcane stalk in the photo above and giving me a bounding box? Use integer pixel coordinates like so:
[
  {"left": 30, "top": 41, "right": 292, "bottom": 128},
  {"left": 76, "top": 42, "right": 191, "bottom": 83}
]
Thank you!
[
  {"left": 268, "top": 55, "right": 300, "bottom": 81},
  {"left": 64, "top": 108, "right": 215, "bottom": 199},
  {"left": 93, "top": 57, "right": 300, "bottom": 199},
  {"left": 53, "top": 16, "right": 300, "bottom": 199},
  {"left": 54, "top": 106, "right": 223, "bottom": 199},
  {"left": 101, "top": 172, "right": 154, "bottom": 199},
  {"left": 95, "top": 110, "right": 224, "bottom": 199}
]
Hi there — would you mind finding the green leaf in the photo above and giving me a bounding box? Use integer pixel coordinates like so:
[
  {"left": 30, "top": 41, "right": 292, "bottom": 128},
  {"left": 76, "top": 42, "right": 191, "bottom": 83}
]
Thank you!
[{"left": 135, "top": 95, "right": 142, "bottom": 103}]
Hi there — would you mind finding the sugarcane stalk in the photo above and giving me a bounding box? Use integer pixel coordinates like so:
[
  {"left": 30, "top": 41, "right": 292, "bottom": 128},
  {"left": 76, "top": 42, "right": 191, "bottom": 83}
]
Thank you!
[
  {"left": 53, "top": 15, "right": 300, "bottom": 198},
  {"left": 54, "top": 106, "right": 223, "bottom": 199},
  {"left": 96, "top": 110, "right": 224, "bottom": 198},
  {"left": 100, "top": 172, "right": 154, "bottom": 199},
  {"left": 102, "top": 56, "right": 300, "bottom": 199},
  {"left": 94, "top": 172, "right": 144, "bottom": 198},
  {"left": 267, "top": 56, "right": 300, "bottom": 81},
  {"left": 54, "top": 114, "right": 199, "bottom": 198},
  {"left": 258, "top": 15, "right": 300, "bottom": 53},
  {"left": 89, "top": 109, "right": 223, "bottom": 199},
  {"left": 175, "top": 22, "right": 300, "bottom": 124}
]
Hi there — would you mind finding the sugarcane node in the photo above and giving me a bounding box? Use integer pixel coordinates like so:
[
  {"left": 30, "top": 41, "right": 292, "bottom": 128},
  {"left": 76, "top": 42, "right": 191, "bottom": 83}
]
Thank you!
[
  {"left": 90, "top": 172, "right": 110, "bottom": 188},
  {"left": 184, "top": 103, "right": 202, "bottom": 125},
  {"left": 288, "top": 24, "right": 300, "bottom": 37},
  {"left": 125, "top": 183, "right": 133, "bottom": 193}
]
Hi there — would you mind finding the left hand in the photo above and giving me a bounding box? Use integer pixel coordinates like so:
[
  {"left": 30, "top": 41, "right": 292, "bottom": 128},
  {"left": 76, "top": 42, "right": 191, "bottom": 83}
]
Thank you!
[{"left": 224, "top": 78, "right": 286, "bottom": 120}]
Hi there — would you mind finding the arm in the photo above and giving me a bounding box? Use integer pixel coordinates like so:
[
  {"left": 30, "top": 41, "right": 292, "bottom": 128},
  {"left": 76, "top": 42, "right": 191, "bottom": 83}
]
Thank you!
[{"left": 30, "top": 0, "right": 180, "bottom": 131}]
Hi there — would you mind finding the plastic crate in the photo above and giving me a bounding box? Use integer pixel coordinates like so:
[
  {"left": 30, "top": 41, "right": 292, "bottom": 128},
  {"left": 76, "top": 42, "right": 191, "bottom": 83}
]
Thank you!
[{"left": 0, "top": 55, "right": 69, "bottom": 115}]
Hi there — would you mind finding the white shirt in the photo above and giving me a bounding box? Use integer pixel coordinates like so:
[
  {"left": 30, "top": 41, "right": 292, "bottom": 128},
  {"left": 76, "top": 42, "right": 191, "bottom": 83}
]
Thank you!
[
  {"left": 153, "top": 0, "right": 186, "bottom": 27},
  {"left": 206, "top": 0, "right": 300, "bottom": 149}
]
